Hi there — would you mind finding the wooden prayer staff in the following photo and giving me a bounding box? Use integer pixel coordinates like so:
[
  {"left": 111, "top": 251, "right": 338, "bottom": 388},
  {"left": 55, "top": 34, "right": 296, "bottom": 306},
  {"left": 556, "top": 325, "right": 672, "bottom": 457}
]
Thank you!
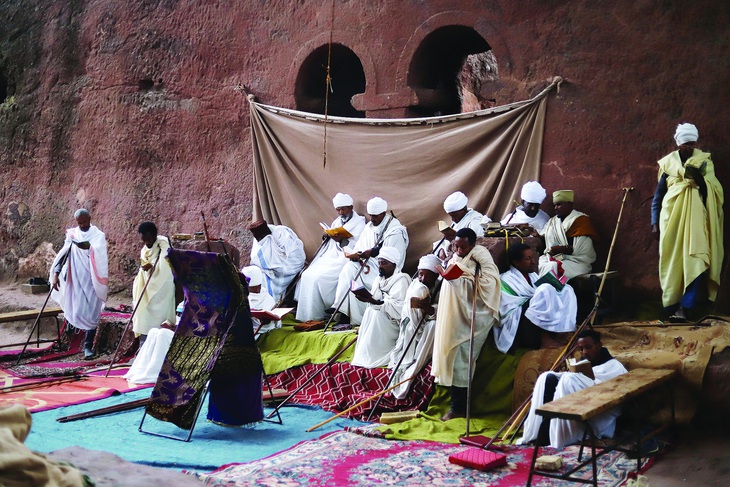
[
  {"left": 464, "top": 264, "right": 481, "bottom": 438},
  {"left": 275, "top": 235, "right": 330, "bottom": 309},
  {"left": 201, "top": 211, "right": 212, "bottom": 252},
  {"left": 1, "top": 375, "right": 85, "bottom": 394},
  {"left": 57, "top": 398, "right": 149, "bottom": 423},
  {"left": 306, "top": 374, "right": 416, "bottom": 433},
  {"left": 266, "top": 336, "right": 358, "bottom": 419},
  {"left": 104, "top": 249, "right": 162, "bottom": 377}
]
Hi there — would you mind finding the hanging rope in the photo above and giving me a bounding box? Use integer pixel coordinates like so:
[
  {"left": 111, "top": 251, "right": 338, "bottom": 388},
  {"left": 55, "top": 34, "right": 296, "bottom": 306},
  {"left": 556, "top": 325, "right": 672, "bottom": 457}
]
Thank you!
[{"left": 322, "top": 0, "right": 335, "bottom": 168}]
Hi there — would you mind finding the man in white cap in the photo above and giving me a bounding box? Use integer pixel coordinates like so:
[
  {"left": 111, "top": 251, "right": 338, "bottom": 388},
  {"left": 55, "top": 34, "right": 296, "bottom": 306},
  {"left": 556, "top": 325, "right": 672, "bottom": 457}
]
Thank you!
[
  {"left": 434, "top": 191, "right": 485, "bottom": 260},
  {"left": 651, "top": 123, "right": 724, "bottom": 322},
  {"left": 295, "top": 193, "right": 366, "bottom": 321},
  {"left": 248, "top": 219, "right": 306, "bottom": 303},
  {"left": 50, "top": 209, "right": 108, "bottom": 359},
  {"left": 388, "top": 254, "right": 442, "bottom": 399},
  {"left": 351, "top": 246, "right": 411, "bottom": 368},
  {"left": 331, "top": 197, "right": 409, "bottom": 325},
  {"left": 242, "top": 265, "right": 279, "bottom": 335},
  {"left": 538, "top": 190, "right": 600, "bottom": 280},
  {"left": 501, "top": 181, "right": 550, "bottom": 232}
]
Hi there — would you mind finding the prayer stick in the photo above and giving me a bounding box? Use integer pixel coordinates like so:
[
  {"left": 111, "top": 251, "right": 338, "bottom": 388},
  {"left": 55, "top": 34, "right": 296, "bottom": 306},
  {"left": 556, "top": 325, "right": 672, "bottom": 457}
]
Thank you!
[
  {"left": 306, "top": 375, "right": 416, "bottom": 432},
  {"left": 322, "top": 259, "right": 367, "bottom": 332},
  {"left": 1, "top": 375, "right": 85, "bottom": 394},
  {"left": 275, "top": 235, "right": 329, "bottom": 308},
  {"left": 201, "top": 211, "right": 212, "bottom": 252},
  {"left": 464, "top": 264, "right": 481, "bottom": 438},
  {"left": 56, "top": 398, "right": 150, "bottom": 423}
]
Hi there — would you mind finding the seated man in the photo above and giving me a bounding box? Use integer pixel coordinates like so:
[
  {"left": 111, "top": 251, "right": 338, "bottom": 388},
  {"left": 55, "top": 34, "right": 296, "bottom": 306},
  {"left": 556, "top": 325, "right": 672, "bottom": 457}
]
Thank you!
[
  {"left": 332, "top": 197, "right": 409, "bottom": 325},
  {"left": 520, "top": 329, "right": 628, "bottom": 448},
  {"left": 501, "top": 180, "right": 550, "bottom": 233},
  {"left": 434, "top": 191, "right": 485, "bottom": 261},
  {"left": 538, "top": 190, "right": 600, "bottom": 279},
  {"left": 351, "top": 247, "right": 411, "bottom": 368},
  {"left": 124, "top": 302, "right": 182, "bottom": 384},
  {"left": 249, "top": 219, "right": 306, "bottom": 302},
  {"left": 388, "top": 254, "right": 441, "bottom": 399},
  {"left": 494, "top": 243, "right": 577, "bottom": 352},
  {"left": 295, "top": 193, "right": 366, "bottom": 321},
  {"left": 242, "top": 265, "right": 280, "bottom": 335}
]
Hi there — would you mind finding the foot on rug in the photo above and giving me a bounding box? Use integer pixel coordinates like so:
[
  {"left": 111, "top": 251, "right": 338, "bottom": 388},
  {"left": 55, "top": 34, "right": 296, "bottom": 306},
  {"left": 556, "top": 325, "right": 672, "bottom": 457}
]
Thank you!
[
  {"left": 83, "top": 348, "right": 95, "bottom": 360},
  {"left": 441, "top": 409, "right": 465, "bottom": 421}
]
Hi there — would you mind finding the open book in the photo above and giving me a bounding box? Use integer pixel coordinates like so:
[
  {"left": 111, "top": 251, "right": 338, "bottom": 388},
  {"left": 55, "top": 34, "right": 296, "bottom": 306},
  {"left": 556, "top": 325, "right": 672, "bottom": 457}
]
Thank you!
[
  {"left": 566, "top": 357, "right": 595, "bottom": 380},
  {"left": 535, "top": 270, "right": 568, "bottom": 291},
  {"left": 349, "top": 281, "right": 373, "bottom": 300},
  {"left": 319, "top": 222, "right": 353, "bottom": 239},
  {"left": 250, "top": 307, "right": 293, "bottom": 321},
  {"left": 437, "top": 263, "right": 464, "bottom": 281}
]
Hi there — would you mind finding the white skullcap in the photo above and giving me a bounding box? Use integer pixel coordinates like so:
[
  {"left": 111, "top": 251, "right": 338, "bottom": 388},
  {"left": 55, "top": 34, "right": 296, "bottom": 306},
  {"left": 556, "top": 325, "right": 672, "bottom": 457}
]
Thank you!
[
  {"left": 332, "top": 193, "right": 353, "bottom": 208},
  {"left": 520, "top": 181, "right": 547, "bottom": 204},
  {"left": 674, "top": 123, "right": 699, "bottom": 146},
  {"left": 418, "top": 254, "right": 441, "bottom": 274},
  {"left": 242, "top": 265, "right": 264, "bottom": 287},
  {"left": 443, "top": 191, "right": 468, "bottom": 213},
  {"left": 378, "top": 246, "right": 401, "bottom": 266},
  {"left": 367, "top": 197, "right": 388, "bottom": 215}
]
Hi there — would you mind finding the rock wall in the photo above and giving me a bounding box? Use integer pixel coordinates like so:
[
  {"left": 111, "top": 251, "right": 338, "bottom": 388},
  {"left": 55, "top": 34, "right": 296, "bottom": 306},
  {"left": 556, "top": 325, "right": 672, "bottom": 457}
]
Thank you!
[{"left": 1, "top": 0, "right": 728, "bottom": 311}]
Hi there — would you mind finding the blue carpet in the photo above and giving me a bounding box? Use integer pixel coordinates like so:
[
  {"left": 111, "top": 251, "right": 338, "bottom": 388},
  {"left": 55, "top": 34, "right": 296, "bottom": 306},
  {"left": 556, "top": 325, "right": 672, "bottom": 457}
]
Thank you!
[{"left": 26, "top": 388, "right": 368, "bottom": 472}]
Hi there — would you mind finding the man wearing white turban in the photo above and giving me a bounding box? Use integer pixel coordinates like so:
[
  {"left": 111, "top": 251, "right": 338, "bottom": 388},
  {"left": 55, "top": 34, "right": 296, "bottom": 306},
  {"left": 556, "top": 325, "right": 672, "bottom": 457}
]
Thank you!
[
  {"left": 242, "top": 265, "right": 279, "bottom": 335},
  {"left": 248, "top": 219, "right": 306, "bottom": 303},
  {"left": 388, "top": 254, "right": 442, "bottom": 399},
  {"left": 651, "top": 123, "right": 724, "bottom": 321},
  {"left": 351, "top": 246, "right": 411, "bottom": 368},
  {"left": 295, "top": 193, "right": 366, "bottom": 321},
  {"left": 434, "top": 191, "right": 485, "bottom": 261},
  {"left": 331, "top": 197, "right": 409, "bottom": 325},
  {"left": 501, "top": 181, "right": 550, "bottom": 232}
]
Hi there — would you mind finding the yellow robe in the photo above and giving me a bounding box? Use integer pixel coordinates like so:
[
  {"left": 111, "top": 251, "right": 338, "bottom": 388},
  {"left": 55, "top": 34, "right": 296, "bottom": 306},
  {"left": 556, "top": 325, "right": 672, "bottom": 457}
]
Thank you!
[
  {"left": 658, "top": 149, "right": 724, "bottom": 306},
  {"left": 132, "top": 236, "right": 176, "bottom": 335}
]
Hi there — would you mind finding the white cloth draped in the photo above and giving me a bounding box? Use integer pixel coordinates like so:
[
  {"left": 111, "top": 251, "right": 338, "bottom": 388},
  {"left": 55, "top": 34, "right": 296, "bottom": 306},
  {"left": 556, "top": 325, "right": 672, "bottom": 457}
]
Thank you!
[
  {"left": 500, "top": 207, "right": 550, "bottom": 232},
  {"left": 494, "top": 267, "right": 577, "bottom": 352},
  {"left": 432, "top": 245, "right": 500, "bottom": 387},
  {"left": 520, "top": 358, "right": 628, "bottom": 448},
  {"left": 49, "top": 225, "right": 108, "bottom": 331},
  {"left": 433, "top": 209, "right": 485, "bottom": 260},
  {"left": 351, "top": 272, "right": 411, "bottom": 368},
  {"left": 250, "top": 224, "right": 306, "bottom": 301},
  {"left": 123, "top": 327, "right": 174, "bottom": 384},
  {"left": 249, "top": 289, "right": 279, "bottom": 334},
  {"left": 538, "top": 210, "right": 596, "bottom": 279},
  {"left": 132, "top": 236, "right": 176, "bottom": 335},
  {"left": 294, "top": 211, "right": 367, "bottom": 321},
  {"left": 333, "top": 216, "right": 409, "bottom": 325}
]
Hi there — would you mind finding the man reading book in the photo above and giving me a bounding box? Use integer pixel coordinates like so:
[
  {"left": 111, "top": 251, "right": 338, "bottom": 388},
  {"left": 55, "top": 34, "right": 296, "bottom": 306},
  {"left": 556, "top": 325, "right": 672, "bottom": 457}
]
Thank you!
[
  {"left": 242, "top": 265, "right": 279, "bottom": 336},
  {"left": 433, "top": 191, "right": 485, "bottom": 261},
  {"left": 432, "top": 228, "right": 500, "bottom": 421},
  {"left": 500, "top": 180, "right": 550, "bottom": 232},
  {"left": 519, "top": 329, "right": 628, "bottom": 448},
  {"left": 494, "top": 243, "right": 577, "bottom": 352}
]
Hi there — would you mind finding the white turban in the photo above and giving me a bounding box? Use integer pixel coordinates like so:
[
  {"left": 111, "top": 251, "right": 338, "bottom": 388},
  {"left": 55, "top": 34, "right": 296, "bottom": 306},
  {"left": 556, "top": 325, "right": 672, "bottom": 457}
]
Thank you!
[
  {"left": 418, "top": 254, "right": 441, "bottom": 274},
  {"left": 378, "top": 246, "right": 401, "bottom": 266},
  {"left": 520, "top": 181, "right": 547, "bottom": 204},
  {"left": 674, "top": 123, "right": 698, "bottom": 146},
  {"left": 367, "top": 197, "right": 388, "bottom": 215},
  {"left": 242, "top": 265, "right": 264, "bottom": 287},
  {"left": 443, "top": 191, "right": 468, "bottom": 213},
  {"left": 332, "top": 193, "right": 353, "bottom": 208}
]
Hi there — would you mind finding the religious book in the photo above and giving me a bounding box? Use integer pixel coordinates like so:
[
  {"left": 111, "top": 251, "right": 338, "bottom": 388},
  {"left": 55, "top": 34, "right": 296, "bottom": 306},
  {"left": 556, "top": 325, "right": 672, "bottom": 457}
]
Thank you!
[
  {"left": 250, "top": 307, "right": 293, "bottom": 321},
  {"left": 534, "top": 270, "right": 567, "bottom": 291},
  {"left": 349, "top": 281, "right": 373, "bottom": 300},
  {"left": 410, "top": 296, "right": 430, "bottom": 309},
  {"left": 448, "top": 448, "right": 507, "bottom": 472},
  {"left": 566, "top": 357, "right": 595, "bottom": 380},
  {"left": 437, "top": 220, "right": 453, "bottom": 232},
  {"left": 319, "top": 222, "right": 353, "bottom": 239},
  {"left": 437, "top": 263, "right": 464, "bottom": 281}
]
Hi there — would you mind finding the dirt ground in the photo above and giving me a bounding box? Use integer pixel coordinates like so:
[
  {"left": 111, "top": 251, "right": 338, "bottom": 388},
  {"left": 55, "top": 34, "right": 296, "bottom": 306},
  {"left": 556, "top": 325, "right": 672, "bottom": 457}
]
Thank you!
[{"left": 1, "top": 282, "right": 729, "bottom": 486}]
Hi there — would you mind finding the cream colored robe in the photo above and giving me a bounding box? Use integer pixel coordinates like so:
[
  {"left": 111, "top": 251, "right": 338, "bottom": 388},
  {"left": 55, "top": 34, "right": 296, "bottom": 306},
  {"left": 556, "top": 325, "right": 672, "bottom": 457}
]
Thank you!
[
  {"left": 538, "top": 210, "right": 596, "bottom": 279},
  {"left": 132, "top": 236, "right": 176, "bottom": 336}
]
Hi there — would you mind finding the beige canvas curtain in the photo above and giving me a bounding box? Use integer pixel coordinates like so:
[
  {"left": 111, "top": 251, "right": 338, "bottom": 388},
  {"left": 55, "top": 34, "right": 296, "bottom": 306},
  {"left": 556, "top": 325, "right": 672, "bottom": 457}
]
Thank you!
[{"left": 249, "top": 80, "right": 557, "bottom": 271}]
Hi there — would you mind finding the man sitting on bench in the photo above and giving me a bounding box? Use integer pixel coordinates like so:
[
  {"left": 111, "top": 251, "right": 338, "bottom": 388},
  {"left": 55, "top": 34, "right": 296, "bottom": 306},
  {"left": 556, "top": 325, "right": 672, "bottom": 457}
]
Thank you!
[{"left": 519, "top": 329, "right": 627, "bottom": 448}]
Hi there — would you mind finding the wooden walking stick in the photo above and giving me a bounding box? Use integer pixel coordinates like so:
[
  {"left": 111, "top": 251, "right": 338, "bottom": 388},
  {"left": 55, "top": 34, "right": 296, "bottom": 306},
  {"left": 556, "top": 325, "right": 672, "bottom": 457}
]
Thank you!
[
  {"left": 464, "top": 263, "right": 481, "bottom": 438},
  {"left": 322, "top": 258, "right": 367, "bottom": 332},
  {"left": 201, "top": 211, "right": 212, "bottom": 252},
  {"left": 306, "top": 374, "right": 417, "bottom": 432},
  {"left": 275, "top": 235, "right": 330, "bottom": 309}
]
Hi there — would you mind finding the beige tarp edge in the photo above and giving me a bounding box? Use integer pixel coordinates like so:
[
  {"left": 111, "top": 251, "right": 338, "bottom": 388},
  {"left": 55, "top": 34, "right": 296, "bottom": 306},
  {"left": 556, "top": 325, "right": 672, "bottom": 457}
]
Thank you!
[{"left": 250, "top": 80, "right": 558, "bottom": 271}]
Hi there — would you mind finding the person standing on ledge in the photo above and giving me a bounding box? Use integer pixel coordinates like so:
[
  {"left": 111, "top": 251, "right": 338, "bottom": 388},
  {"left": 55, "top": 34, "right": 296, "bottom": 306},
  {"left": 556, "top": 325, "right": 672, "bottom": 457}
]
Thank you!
[
  {"left": 50, "top": 209, "right": 108, "bottom": 359},
  {"left": 651, "top": 123, "right": 724, "bottom": 322}
]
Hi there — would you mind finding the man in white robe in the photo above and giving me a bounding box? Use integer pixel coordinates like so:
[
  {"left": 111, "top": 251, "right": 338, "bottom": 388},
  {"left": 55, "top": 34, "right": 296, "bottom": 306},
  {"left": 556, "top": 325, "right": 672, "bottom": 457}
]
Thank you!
[
  {"left": 500, "top": 180, "right": 550, "bottom": 233},
  {"left": 132, "top": 222, "right": 176, "bottom": 343},
  {"left": 434, "top": 191, "right": 485, "bottom": 261},
  {"left": 242, "top": 265, "right": 279, "bottom": 336},
  {"left": 50, "top": 209, "right": 108, "bottom": 359},
  {"left": 351, "top": 246, "right": 411, "bottom": 368},
  {"left": 295, "top": 193, "right": 366, "bottom": 321},
  {"left": 495, "top": 243, "right": 577, "bottom": 352},
  {"left": 124, "top": 302, "right": 181, "bottom": 384},
  {"left": 538, "top": 190, "right": 600, "bottom": 279},
  {"left": 332, "top": 197, "right": 409, "bottom": 325},
  {"left": 389, "top": 254, "right": 441, "bottom": 399},
  {"left": 432, "top": 228, "right": 500, "bottom": 420},
  {"left": 249, "top": 219, "right": 306, "bottom": 302},
  {"left": 520, "top": 329, "right": 628, "bottom": 448}
]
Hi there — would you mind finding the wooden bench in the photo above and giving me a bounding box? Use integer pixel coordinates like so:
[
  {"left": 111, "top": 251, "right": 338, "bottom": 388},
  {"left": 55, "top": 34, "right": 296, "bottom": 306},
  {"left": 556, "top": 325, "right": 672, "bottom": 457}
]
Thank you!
[
  {"left": 526, "top": 368, "right": 677, "bottom": 487},
  {"left": 0, "top": 307, "right": 64, "bottom": 349}
]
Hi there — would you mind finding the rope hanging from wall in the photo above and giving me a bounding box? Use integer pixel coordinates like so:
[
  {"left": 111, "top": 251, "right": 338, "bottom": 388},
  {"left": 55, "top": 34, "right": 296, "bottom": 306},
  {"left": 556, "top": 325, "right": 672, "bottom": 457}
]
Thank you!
[{"left": 322, "top": 0, "right": 335, "bottom": 168}]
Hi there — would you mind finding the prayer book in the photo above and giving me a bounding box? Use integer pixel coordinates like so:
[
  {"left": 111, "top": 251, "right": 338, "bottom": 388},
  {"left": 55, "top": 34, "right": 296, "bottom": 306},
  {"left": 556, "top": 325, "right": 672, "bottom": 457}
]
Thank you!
[
  {"left": 437, "top": 220, "right": 452, "bottom": 232},
  {"left": 250, "top": 307, "right": 293, "bottom": 321},
  {"left": 319, "top": 222, "right": 353, "bottom": 239},
  {"left": 448, "top": 448, "right": 507, "bottom": 471},
  {"left": 437, "top": 263, "right": 464, "bottom": 281},
  {"left": 534, "top": 270, "right": 567, "bottom": 291},
  {"left": 349, "top": 281, "right": 372, "bottom": 300},
  {"left": 566, "top": 357, "right": 595, "bottom": 380},
  {"left": 535, "top": 455, "right": 563, "bottom": 471}
]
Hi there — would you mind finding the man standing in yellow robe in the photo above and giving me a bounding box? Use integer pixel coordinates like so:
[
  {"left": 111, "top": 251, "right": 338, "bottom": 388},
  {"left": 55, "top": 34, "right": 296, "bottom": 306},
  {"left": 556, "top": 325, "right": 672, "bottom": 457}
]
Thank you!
[{"left": 651, "top": 123, "right": 724, "bottom": 321}]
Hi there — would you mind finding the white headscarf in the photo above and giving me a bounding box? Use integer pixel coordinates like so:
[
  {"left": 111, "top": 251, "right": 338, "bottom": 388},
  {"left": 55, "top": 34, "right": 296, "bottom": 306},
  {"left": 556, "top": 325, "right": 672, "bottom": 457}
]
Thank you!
[
  {"left": 520, "top": 181, "right": 547, "bottom": 204},
  {"left": 242, "top": 265, "right": 264, "bottom": 287},
  {"left": 378, "top": 246, "right": 401, "bottom": 267},
  {"left": 332, "top": 193, "right": 353, "bottom": 208},
  {"left": 418, "top": 254, "right": 441, "bottom": 274},
  {"left": 674, "top": 123, "right": 699, "bottom": 146},
  {"left": 367, "top": 197, "right": 388, "bottom": 215},
  {"left": 443, "top": 191, "right": 468, "bottom": 213}
]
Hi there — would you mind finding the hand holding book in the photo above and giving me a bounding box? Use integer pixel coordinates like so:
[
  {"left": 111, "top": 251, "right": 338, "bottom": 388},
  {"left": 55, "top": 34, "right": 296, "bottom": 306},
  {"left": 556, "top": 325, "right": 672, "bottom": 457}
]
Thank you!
[{"left": 566, "top": 357, "right": 595, "bottom": 380}]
